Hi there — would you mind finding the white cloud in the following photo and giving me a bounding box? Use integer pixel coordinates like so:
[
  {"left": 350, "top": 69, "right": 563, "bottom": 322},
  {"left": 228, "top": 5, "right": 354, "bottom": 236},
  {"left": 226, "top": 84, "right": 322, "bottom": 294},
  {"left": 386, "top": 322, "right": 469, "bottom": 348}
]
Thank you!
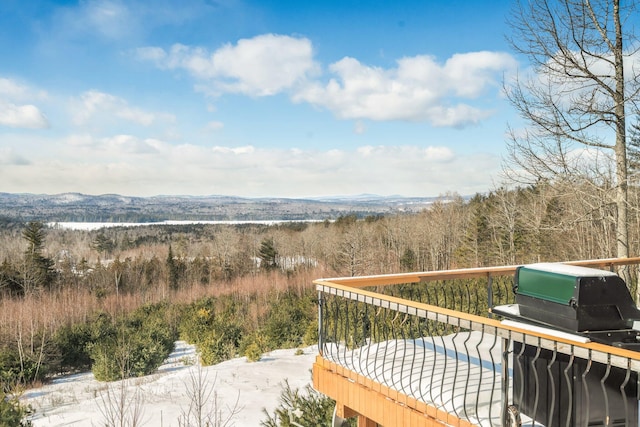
[
  {"left": 0, "top": 77, "right": 47, "bottom": 102},
  {"left": 63, "top": 133, "right": 167, "bottom": 156},
  {"left": 0, "top": 147, "right": 30, "bottom": 165},
  {"left": 102, "top": 134, "right": 162, "bottom": 154},
  {"left": 136, "top": 46, "right": 167, "bottom": 62},
  {"left": 0, "top": 102, "right": 49, "bottom": 129},
  {"left": 72, "top": 90, "right": 174, "bottom": 127},
  {"left": 138, "top": 33, "right": 515, "bottom": 128},
  {"left": 84, "top": 0, "right": 133, "bottom": 39},
  {"left": 0, "top": 133, "right": 499, "bottom": 198},
  {"left": 67, "top": 134, "right": 95, "bottom": 147},
  {"left": 424, "top": 145, "right": 456, "bottom": 161},
  {"left": 426, "top": 104, "right": 493, "bottom": 128},
  {"left": 138, "top": 34, "right": 319, "bottom": 96},
  {"left": 47, "top": 0, "right": 233, "bottom": 45},
  {"left": 294, "top": 51, "right": 516, "bottom": 127},
  {"left": 0, "top": 77, "right": 50, "bottom": 129},
  {"left": 356, "top": 145, "right": 454, "bottom": 162},
  {"left": 443, "top": 51, "right": 516, "bottom": 97},
  {"left": 211, "top": 145, "right": 254, "bottom": 155},
  {"left": 51, "top": 0, "right": 136, "bottom": 41}
]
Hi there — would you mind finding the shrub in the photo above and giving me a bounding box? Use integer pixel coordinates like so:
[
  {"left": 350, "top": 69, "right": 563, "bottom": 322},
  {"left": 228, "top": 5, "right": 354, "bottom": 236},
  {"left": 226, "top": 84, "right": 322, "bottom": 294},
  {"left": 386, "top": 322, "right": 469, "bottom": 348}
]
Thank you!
[
  {"left": 89, "top": 340, "right": 123, "bottom": 382},
  {"left": 0, "top": 392, "right": 33, "bottom": 427},
  {"left": 261, "top": 290, "right": 315, "bottom": 350},
  {"left": 89, "top": 303, "right": 177, "bottom": 381},
  {"left": 198, "top": 333, "right": 236, "bottom": 366},
  {"left": 179, "top": 296, "right": 247, "bottom": 366},
  {"left": 0, "top": 348, "right": 25, "bottom": 391},
  {"left": 91, "top": 333, "right": 172, "bottom": 381},
  {"left": 302, "top": 320, "right": 318, "bottom": 347},
  {"left": 197, "top": 318, "right": 243, "bottom": 366},
  {"left": 178, "top": 299, "right": 216, "bottom": 345},
  {"left": 0, "top": 345, "right": 48, "bottom": 390},
  {"left": 52, "top": 322, "right": 93, "bottom": 373},
  {"left": 260, "top": 380, "right": 355, "bottom": 427},
  {"left": 239, "top": 332, "right": 267, "bottom": 362},
  {"left": 244, "top": 342, "right": 262, "bottom": 362}
]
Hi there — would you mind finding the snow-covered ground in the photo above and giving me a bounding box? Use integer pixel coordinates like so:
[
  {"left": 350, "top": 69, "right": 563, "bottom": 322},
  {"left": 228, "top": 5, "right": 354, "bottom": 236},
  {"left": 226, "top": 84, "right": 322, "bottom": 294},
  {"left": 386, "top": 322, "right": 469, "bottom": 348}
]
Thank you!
[{"left": 22, "top": 342, "right": 318, "bottom": 426}]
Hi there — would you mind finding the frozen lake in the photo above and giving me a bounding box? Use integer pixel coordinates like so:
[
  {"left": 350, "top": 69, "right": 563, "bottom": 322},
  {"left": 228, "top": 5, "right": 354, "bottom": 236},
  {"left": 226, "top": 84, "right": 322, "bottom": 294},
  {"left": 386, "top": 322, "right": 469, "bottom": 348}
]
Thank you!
[{"left": 48, "top": 219, "right": 324, "bottom": 231}]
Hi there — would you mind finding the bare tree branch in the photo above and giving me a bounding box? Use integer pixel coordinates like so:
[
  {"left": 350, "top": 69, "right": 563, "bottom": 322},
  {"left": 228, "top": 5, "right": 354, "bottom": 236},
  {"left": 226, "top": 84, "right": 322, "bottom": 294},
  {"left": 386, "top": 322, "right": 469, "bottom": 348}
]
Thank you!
[{"left": 504, "top": 0, "right": 638, "bottom": 280}]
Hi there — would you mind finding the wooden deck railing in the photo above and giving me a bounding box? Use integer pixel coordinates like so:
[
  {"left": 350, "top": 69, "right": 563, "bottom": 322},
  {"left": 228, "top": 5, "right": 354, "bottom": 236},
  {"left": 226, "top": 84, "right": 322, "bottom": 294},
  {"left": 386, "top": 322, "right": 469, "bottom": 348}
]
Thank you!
[{"left": 312, "top": 257, "right": 640, "bottom": 427}]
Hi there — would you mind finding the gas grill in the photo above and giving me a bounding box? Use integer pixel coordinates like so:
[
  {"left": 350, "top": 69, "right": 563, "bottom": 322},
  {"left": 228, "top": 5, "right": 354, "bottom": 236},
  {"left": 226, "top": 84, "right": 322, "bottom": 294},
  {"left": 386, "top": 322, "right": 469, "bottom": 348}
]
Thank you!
[
  {"left": 493, "top": 262, "right": 640, "bottom": 348},
  {"left": 492, "top": 263, "right": 640, "bottom": 427}
]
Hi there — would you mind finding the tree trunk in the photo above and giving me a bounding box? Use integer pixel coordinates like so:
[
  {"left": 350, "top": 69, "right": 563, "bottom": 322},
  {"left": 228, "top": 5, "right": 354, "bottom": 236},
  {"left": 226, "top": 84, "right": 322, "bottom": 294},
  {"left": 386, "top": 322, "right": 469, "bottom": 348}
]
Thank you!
[{"left": 612, "top": 0, "right": 632, "bottom": 286}]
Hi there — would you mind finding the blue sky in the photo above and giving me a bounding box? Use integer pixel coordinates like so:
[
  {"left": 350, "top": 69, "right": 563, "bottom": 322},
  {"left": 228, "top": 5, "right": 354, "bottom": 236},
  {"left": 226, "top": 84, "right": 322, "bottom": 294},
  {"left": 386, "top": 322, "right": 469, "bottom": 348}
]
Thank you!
[{"left": 0, "top": 0, "right": 520, "bottom": 198}]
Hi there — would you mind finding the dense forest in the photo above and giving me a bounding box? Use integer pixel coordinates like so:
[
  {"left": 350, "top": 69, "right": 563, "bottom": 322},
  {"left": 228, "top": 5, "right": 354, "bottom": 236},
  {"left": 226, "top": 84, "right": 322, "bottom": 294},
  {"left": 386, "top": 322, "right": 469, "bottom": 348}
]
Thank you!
[{"left": 1, "top": 183, "right": 639, "bottom": 425}]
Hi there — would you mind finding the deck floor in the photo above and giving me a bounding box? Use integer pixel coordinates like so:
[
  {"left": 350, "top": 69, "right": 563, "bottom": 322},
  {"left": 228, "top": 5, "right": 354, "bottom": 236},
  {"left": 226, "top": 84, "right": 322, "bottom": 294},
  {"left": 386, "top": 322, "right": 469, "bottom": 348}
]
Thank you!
[{"left": 321, "top": 331, "right": 543, "bottom": 427}]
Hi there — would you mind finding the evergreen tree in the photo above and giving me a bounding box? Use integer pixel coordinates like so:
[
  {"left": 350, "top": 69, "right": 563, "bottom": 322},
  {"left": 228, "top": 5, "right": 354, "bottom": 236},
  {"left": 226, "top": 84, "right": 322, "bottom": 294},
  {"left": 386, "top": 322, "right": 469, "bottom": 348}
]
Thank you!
[
  {"left": 167, "top": 244, "right": 180, "bottom": 290},
  {"left": 0, "top": 259, "right": 22, "bottom": 296},
  {"left": 259, "top": 238, "right": 278, "bottom": 270},
  {"left": 23, "top": 221, "right": 46, "bottom": 256},
  {"left": 400, "top": 248, "right": 416, "bottom": 271},
  {"left": 21, "top": 221, "right": 55, "bottom": 293},
  {"left": 91, "top": 231, "right": 114, "bottom": 258}
]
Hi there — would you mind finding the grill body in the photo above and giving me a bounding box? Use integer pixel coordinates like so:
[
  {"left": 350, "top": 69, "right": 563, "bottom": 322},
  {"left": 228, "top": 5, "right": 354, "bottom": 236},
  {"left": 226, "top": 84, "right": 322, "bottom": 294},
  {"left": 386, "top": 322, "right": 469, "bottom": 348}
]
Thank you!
[
  {"left": 515, "top": 263, "right": 640, "bottom": 333},
  {"left": 497, "top": 263, "right": 640, "bottom": 425},
  {"left": 514, "top": 342, "right": 638, "bottom": 427}
]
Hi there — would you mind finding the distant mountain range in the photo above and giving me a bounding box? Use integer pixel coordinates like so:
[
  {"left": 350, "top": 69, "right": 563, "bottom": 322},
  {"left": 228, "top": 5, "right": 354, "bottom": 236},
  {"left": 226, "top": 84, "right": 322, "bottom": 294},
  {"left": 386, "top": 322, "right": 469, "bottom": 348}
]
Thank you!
[{"left": 0, "top": 192, "right": 451, "bottom": 222}]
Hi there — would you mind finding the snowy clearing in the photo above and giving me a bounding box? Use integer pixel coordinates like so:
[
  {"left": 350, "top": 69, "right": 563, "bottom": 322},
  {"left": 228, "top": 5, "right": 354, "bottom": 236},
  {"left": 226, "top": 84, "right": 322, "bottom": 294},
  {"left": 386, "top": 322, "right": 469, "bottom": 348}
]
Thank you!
[{"left": 22, "top": 342, "right": 318, "bottom": 426}]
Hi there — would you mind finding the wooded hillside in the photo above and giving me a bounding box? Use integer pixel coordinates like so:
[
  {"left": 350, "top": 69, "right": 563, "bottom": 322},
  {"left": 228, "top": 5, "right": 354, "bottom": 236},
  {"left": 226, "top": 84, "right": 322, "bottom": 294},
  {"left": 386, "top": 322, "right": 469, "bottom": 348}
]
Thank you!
[{"left": 1, "top": 183, "right": 638, "bottom": 422}]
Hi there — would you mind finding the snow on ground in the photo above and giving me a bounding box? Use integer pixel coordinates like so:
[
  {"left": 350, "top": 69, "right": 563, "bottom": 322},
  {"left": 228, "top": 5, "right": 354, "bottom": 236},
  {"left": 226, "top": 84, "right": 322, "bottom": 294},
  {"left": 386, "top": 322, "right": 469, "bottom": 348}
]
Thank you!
[{"left": 22, "top": 342, "right": 318, "bottom": 426}]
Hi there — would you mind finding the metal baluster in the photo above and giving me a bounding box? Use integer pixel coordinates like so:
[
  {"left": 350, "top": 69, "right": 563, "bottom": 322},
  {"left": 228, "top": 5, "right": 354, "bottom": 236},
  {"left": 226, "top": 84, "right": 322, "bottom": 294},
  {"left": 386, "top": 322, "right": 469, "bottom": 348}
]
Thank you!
[
  {"left": 581, "top": 353, "right": 593, "bottom": 427},
  {"left": 462, "top": 321, "right": 474, "bottom": 423},
  {"left": 600, "top": 355, "right": 611, "bottom": 427},
  {"left": 427, "top": 310, "right": 440, "bottom": 410},
  {"left": 318, "top": 290, "right": 324, "bottom": 356},
  {"left": 450, "top": 316, "right": 461, "bottom": 421},
  {"left": 487, "top": 274, "right": 494, "bottom": 318},
  {"left": 501, "top": 335, "right": 511, "bottom": 427},
  {"left": 331, "top": 293, "right": 340, "bottom": 363},
  {"left": 546, "top": 343, "right": 558, "bottom": 427},
  {"left": 486, "top": 326, "right": 499, "bottom": 426},
  {"left": 475, "top": 324, "right": 486, "bottom": 422},
  {"left": 530, "top": 341, "right": 542, "bottom": 426},
  {"left": 562, "top": 349, "right": 575, "bottom": 427},
  {"left": 620, "top": 359, "right": 631, "bottom": 427}
]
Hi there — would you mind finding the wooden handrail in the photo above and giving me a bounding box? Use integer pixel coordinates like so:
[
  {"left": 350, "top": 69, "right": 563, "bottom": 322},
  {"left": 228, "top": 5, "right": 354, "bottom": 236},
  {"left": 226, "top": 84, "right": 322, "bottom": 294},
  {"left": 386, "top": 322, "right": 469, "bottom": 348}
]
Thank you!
[
  {"left": 314, "top": 256, "right": 640, "bottom": 288},
  {"left": 316, "top": 257, "right": 640, "bottom": 365}
]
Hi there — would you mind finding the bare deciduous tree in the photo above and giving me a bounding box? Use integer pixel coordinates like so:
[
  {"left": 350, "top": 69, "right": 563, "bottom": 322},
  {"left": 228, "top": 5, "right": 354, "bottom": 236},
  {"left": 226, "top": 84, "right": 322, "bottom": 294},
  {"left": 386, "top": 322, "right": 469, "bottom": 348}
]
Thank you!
[
  {"left": 178, "top": 365, "right": 242, "bottom": 427},
  {"left": 504, "top": 0, "right": 640, "bottom": 282},
  {"left": 95, "top": 379, "right": 146, "bottom": 427}
]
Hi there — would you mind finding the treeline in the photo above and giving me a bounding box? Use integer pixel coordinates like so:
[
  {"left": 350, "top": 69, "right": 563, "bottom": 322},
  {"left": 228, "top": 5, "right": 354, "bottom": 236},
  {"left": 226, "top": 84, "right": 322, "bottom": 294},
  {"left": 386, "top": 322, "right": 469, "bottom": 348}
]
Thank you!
[{"left": 3, "top": 183, "right": 633, "bottom": 301}]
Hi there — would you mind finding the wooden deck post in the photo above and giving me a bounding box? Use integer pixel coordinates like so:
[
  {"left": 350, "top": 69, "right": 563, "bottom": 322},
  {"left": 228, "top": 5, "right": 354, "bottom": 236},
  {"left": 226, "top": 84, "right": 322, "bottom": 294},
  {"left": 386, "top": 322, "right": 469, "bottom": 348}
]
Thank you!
[
  {"left": 357, "top": 415, "right": 377, "bottom": 427},
  {"left": 336, "top": 403, "right": 357, "bottom": 419}
]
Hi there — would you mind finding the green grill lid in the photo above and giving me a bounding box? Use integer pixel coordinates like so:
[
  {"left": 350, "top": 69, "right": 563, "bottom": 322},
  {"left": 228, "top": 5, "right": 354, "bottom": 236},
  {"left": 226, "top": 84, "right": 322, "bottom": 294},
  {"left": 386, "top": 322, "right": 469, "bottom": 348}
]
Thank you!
[{"left": 515, "top": 263, "right": 617, "bottom": 306}]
